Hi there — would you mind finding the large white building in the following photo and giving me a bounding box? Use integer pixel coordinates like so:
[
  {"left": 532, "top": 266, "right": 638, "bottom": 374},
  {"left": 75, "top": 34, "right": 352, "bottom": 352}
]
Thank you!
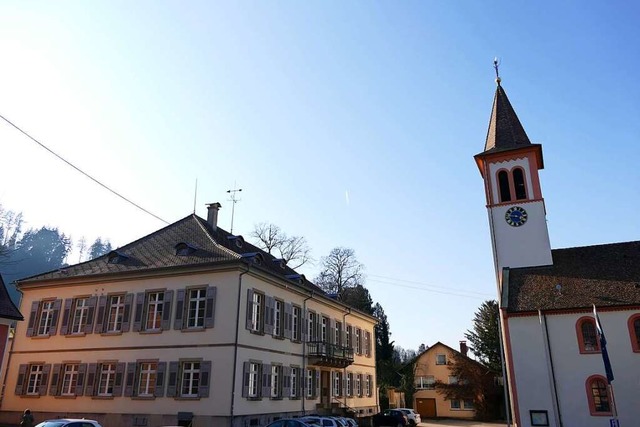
[
  {"left": 475, "top": 76, "right": 640, "bottom": 427},
  {"left": 1, "top": 203, "right": 378, "bottom": 427}
]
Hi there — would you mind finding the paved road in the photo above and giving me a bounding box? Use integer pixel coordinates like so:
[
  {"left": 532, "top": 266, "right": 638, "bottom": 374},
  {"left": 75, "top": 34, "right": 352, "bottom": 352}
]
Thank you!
[{"left": 419, "top": 420, "right": 506, "bottom": 427}]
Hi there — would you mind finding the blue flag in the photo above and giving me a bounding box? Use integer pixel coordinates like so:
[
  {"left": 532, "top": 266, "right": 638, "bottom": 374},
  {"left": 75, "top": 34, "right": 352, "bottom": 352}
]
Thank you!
[{"left": 593, "top": 305, "right": 614, "bottom": 384}]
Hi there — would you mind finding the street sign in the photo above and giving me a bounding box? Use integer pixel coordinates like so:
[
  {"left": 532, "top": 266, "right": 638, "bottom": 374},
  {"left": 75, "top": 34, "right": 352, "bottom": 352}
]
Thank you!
[{"left": 610, "top": 419, "right": 619, "bottom": 427}]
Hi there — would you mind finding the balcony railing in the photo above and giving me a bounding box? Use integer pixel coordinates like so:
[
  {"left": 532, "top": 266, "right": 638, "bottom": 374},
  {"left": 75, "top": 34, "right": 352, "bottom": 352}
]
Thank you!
[{"left": 307, "top": 341, "right": 354, "bottom": 368}]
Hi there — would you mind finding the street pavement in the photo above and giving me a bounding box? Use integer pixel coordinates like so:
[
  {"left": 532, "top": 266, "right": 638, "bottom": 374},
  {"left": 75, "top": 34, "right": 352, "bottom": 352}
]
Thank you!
[{"left": 419, "top": 420, "right": 507, "bottom": 427}]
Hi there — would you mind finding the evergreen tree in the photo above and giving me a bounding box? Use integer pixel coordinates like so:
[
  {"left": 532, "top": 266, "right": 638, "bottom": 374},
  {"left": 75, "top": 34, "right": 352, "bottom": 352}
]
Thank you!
[
  {"left": 465, "top": 300, "right": 501, "bottom": 372},
  {"left": 89, "top": 237, "right": 112, "bottom": 259},
  {"left": 340, "top": 284, "right": 374, "bottom": 314}
]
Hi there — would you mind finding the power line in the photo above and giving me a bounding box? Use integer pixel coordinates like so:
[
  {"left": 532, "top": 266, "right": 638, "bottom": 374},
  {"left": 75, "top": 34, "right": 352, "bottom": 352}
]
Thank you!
[
  {"left": 367, "top": 278, "right": 491, "bottom": 300},
  {"left": 0, "top": 113, "right": 169, "bottom": 224},
  {"left": 367, "top": 274, "right": 495, "bottom": 299}
]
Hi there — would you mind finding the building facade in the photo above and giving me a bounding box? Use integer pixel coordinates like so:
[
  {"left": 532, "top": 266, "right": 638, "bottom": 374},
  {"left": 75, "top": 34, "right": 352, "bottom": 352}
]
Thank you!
[
  {"left": 412, "top": 342, "right": 492, "bottom": 420},
  {"left": 475, "top": 76, "right": 640, "bottom": 427},
  {"left": 1, "top": 204, "right": 377, "bottom": 427}
]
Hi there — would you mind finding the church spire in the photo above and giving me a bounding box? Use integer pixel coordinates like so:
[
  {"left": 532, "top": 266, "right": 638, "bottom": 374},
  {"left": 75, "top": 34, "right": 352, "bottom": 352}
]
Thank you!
[{"left": 483, "top": 70, "right": 532, "bottom": 153}]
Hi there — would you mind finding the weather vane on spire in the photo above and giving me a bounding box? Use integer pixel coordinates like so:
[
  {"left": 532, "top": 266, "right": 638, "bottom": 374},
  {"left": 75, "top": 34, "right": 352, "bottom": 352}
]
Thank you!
[{"left": 493, "top": 57, "right": 501, "bottom": 85}]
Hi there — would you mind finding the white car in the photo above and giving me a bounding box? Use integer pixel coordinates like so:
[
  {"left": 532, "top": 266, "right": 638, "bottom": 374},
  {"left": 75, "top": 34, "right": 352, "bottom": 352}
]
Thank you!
[
  {"left": 397, "top": 409, "right": 421, "bottom": 426},
  {"left": 35, "top": 420, "right": 103, "bottom": 427}
]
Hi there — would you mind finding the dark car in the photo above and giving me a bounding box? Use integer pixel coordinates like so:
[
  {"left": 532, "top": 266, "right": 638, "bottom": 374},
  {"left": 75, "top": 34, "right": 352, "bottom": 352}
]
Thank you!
[{"left": 371, "top": 410, "right": 408, "bottom": 427}]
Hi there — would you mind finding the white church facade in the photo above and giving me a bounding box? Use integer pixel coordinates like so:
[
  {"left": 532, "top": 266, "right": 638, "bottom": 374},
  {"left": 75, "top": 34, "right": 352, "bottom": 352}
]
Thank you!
[{"left": 475, "top": 74, "right": 640, "bottom": 427}]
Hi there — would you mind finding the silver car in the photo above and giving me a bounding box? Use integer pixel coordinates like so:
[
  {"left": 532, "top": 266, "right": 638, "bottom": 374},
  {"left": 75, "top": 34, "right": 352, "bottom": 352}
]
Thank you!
[{"left": 35, "top": 420, "right": 103, "bottom": 427}]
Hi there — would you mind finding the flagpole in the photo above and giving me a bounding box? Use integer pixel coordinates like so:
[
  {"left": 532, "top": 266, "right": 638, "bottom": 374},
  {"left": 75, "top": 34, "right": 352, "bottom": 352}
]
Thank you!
[
  {"left": 608, "top": 384, "right": 619, "bottom": 424},
  {"left": 593, "top": 304, "right": 619, "bottom": 425}
]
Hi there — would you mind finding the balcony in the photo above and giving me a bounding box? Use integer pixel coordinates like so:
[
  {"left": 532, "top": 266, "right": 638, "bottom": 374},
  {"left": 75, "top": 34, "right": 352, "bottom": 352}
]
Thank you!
[{"left": 307, "top": 341, "right": 354, "bottom": 368}]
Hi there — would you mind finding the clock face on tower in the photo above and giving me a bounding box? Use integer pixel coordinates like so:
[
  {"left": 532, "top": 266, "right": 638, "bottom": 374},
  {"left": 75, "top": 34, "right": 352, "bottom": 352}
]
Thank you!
[{"left": 505, "top": 206, "right": 528, "bottom": 227}]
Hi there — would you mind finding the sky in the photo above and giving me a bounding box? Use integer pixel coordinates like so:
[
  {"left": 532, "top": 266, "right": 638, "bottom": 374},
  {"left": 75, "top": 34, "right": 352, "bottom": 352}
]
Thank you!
[{"left": 1, "top": 1, "right": 640, "bottom": 353}]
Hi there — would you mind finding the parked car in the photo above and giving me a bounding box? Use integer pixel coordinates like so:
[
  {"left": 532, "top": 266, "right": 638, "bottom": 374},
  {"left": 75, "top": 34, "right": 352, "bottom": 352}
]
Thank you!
[
  {"left": 300, "top": 417, "right": 341, "bottom": 427},
  {"left": 396, "top": 409, "right": 421, "bottom": 426},
  {"left": 371, "top": 410, "right": 408, "bottom": 427},
  {"left": 342, "top": 418, "right": 358, "bottom": 427},
  {"left": 35, "top": 420, "right": 103, "bottom": 427},
  {"left": 266, "top": 419, "right": 319, "bottom": 427}
]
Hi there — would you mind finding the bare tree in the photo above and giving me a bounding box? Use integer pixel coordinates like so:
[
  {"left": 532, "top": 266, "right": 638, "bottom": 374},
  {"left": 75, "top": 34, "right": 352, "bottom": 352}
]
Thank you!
[
  {"left": 251, "top": 223, "right": 312, "bottom": 269},
  {"left": 315, "top": 247, "right": 364, "bottom": 294},
  {"left": 0, "top": 204, "right": 23, "bottom": 259},
  {"left": 77, "top": 236, "right": 87, "bottom": 263}
]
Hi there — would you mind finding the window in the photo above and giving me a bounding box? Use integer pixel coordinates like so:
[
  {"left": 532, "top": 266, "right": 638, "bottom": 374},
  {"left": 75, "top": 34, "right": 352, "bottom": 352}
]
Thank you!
[
  {"left": 249, "top": 291, "right": 264, "bottom": 333},
  {"left": 71, "top": 298, "right": 89, "bottom": 334},
  {"left": 335, "top": 321, "right": 342, "bottom": 346},
  {"left": 26, "top": 299, "right": 62, "bottom": 337},
  {"left": 137, "top": 362, "right": 157, "bottom": 397},
  {"left": 450, "top": 399, "right": 461, "bottom": 410},
  {"left": 463, "top": 400, "right": 474, "bottom": 410},
  {"left": 355, "top": 374, "right": 362, "bottom": 397},
  {"left": 306, "top": 369, "right": 314, "bottom": 397},
  {"left": 321, "top": 317, "right": 328, "bottom": 343},
  {"left": 436, "top": 354, "right": 447, "bottom": 365},
  {"left": 346, "top": 325, "right": 352, "bottom": 349},
  {"left": 355, "top": 328, "right": 362, "bottom": 355},
  {"left": 61, "top": 364, "right": 79, "bottom": 396},
  {"left": 146, "top": 292, "right": 164, "bottom": 330},
  {"left": 498, "top": 170, "right": 511, "bottom": 202},
  {"left": 308, "top": 311, "right": 317, "bottom": 341},
  {"left": 292, "top": 306, "right": 301, "bottom": 341},
  {"left": 180, "top": 361, "right": 200, "bottom": 397},
  {"left": 274, "top": 300, "right": 283, "bottom": 337},
  {"left": 415, "top": 376, "right": 435, "bottom": 390},
  {"left": 448, "top": 376, "right": 458, "bottom": 384},
  {"left": 366, "top": 374, "right": 372, "bottom": 397},
  {"left": 107, "top": 295, "right": 125, "bottom": 333},
  {"left": 290, "top": 367, "right": 298, "bottom": 398},
  {"left": 271, "top": 365, "right": 282, "bottom": 398},
  {"left": 586, "top": 375, "right": 612, "bottom": 415},
  {"left": 576, "top": 317, "right": 600, "bottom": 353},
  {"left": 346, "top": 372, "right": 353, "bottom": 397},
  {"left": 246, "top": 362, "right": 260, "bottom": 398},
  {"left": 628, "top": 313, "right": 640, "bottom": 352},
  {"left": 187, "top": 288, "right": 206, "bottom": 328},
  {"left": 97, "top": 363, "right": 116, "bottom": 396},
  {"left": 333, "top": 372, "right": 341, "bottom": 397},
  {"left": 513, "top": 168, "right": 527, "bottom": 200},
  {"left": 27, "top": 364, "right": 44, "bottom": 395}
]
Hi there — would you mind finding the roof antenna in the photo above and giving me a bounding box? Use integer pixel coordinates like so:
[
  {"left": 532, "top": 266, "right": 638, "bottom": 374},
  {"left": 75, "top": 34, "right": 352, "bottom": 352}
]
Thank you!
[
  {"left": 193, "top": 178, "right": 198, "bottom": 214},
  {"left": 493, "top": 57, "right": 501, "bottom": 86},
  {"left": 227, "top": 183, "right": 242, "bottom": 234}
]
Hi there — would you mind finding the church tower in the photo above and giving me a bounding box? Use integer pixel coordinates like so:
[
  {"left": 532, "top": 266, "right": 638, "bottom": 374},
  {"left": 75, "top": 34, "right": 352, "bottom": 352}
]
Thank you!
[{"left": 474, "top": 72, "right": 552, "bottom": 279}]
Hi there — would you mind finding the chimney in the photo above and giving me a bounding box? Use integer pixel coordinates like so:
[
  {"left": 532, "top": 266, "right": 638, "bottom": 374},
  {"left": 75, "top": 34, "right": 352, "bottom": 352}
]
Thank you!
[
  {"left": 206, "top": 202, "right": 222, "bottom": 230},
  {"left": 459, "top": 340, "right": 468, "bottom": 357}
]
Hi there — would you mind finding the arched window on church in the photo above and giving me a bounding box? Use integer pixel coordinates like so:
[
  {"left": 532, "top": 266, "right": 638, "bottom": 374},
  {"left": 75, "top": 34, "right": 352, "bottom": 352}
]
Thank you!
[
  {"left": 513, "top": 168, "right": 527, "bottom": 200},
  {"left": 585, "top": 375, "right": 612, "bottom": 415},
  {"left": 498, "top": 171, "right": 511, "bottom": 203},
  {"left": 576, "top": 317, "right": 600, "bottom": 353},
  {"left": 628, "top": 313, "right": 640, "bottom": 352}
]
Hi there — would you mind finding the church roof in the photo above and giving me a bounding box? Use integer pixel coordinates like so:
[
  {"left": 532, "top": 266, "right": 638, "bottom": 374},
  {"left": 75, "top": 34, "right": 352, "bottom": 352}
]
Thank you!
[
  {"left": 482, "top": 83, "right": 532, "bottom": 154},
  {"left": 17, "top": 214, "right": 326, "bottom": 296},
  {"left": 505, "top": 241, "right": 640, "bottom": 313},
  {"left": 0, "top": 275, "right": 23, "bottom": 321}
]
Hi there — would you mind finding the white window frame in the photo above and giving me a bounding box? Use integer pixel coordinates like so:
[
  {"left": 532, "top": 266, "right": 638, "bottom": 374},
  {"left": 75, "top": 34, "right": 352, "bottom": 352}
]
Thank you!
[
  {"left": 145, "top": 292, "right": 164, "bottom": 331},
  {"left": 37, "top": 301, "right": 55, "bottom": 336},
  {"left": 436, "top": 354, "right": 447, "bottom": 365},
  {"left": 346, "top": 372, "right": 353, "bottom": 397},
  {"left": 187, "top": 288, "right": 206, "bottom": 329},
  {"left": 335, "top": 322, "right": 342, "bottom": 345},
  {"left": 248, "top": 362, "right": 260, "bottom": 398},
  {"left": 138, "top": 362, "right": 157, "bottom": 396},
  {"left": 366, "top": 374, "right": 371, "bottom": 396},
  {"left": 306, "top": 369, "right": 313, "bottom": 398},
  {"left": 274, "top": 300, "right": 283, "bottom": 337},
  {"left": 463, "top": 399, "right": 474, "bottom": 410},
  {"left": 26, "top": 364, "right": 43, "bottom": 395},
  {"left": 308, "top": 312, "right": 316, "bottom": 341},
  {"left": 250, "top": 292, "right": 263, "bottom": 332},
  {"left": 107, "top": 295, "right": 125, "bottom": 333},
  {"left": 355, "top": 329, "right": 362, "bottom": 354},
  {"left": 271, "top": 365, "right": 281, "bottom": 398},
  {"left": 61, "top": 364, "right": 78, "bottom": 396},
  {"left": 450, "top": 399, "right": 461, "bottom": 410},
  {"left": 71, "top": 298, "right": 89, "bottom": 334},
  {"left": 356, "top": 374, "right": 362, "bottom": 397},
  {"left": 321, "top": 317, "right": 328, "bottom": 343},
  {"left": 180, "top": 361, "right": 200, "bottom": 397},
  {"left": 292, "top": 306, "right": 300, "bottom": 341},
  {"left": 334, "top": 372, "right": 341, "bottom": 396},
  {"left": 98, "top": 363, "right": 116, "bottom": 396},
  {"left": 448, "top": 376, "right": 458, "bottom": 385}
]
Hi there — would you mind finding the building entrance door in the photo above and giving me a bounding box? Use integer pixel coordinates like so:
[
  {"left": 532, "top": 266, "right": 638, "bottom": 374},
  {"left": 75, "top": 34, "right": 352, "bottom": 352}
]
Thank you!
[
  {"left": 321, "top": 370, "right": 330, "bottom": 407},
  {"left": 416, "top": 398, "right": 437, "bottom": 418}
]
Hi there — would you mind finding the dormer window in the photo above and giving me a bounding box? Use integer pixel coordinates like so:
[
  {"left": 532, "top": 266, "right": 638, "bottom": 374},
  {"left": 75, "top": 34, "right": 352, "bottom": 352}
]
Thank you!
[
  {"left": 272, "top": 258, "right": 287, "bottom": 270},
  {"left": 107, "top": 251, "right": 129, "bottom": 264},
  {"left": 227, "top": 235, "right": 244, "bottom": 249},
  {"left": 174, "top": 242, "right": 197, "bottom": 256},
  {"left": 286, "top": 274, "right": 305, "bottom": 285},
  {"left": 241, "top": 252, "right": 264, "bottom": 266}
]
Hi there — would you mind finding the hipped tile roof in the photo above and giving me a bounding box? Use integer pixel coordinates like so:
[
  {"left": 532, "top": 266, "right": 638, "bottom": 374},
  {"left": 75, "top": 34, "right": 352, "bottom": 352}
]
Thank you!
[
  {"left": 506, "top": 241, "right": 640, "bottom": 313},
  {"left": 17, "top": 215, "right": 325, "bottom": 295},
  {"left": 0, "top": 275, "right": 23, "bottom": 321}
]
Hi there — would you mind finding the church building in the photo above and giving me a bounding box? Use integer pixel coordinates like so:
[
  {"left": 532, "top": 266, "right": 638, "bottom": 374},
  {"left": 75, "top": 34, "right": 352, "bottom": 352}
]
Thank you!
[{"left": 475, "top": 73, "right": 640, "bottom": 427}]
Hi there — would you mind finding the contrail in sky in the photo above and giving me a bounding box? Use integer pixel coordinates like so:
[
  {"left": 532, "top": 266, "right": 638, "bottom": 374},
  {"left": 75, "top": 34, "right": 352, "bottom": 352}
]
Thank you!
[{"left": 345, "top": 190, "right": 350, "bottom": 206}]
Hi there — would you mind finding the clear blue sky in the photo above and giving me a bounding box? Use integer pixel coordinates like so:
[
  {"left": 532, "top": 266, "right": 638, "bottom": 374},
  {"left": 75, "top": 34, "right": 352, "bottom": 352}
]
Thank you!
[{"left": 1, "top": 1, "right": 639, "bottom": 352}]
